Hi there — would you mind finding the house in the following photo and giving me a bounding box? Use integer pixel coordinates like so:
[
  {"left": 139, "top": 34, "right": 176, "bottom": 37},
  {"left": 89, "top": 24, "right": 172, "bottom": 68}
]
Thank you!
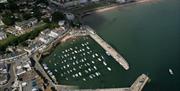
[
  {"left": 79, "top": 0, "right": 88, "bottom": 4},
  {"left": 48, "top": 31, "right": 58, "bottom": 38},
  {"left": 65, "top": 13, "right": 75, "bottom": 21},
  {"left": 116, "top": 0, "right": 134, "bottom": 3},
  {"left": 6, "top": 18, "right": 38, "bottom": 36},
  {"left": 0, "top": 62, "right": 8, "bottom": 85},
  {"left": 0, "top": 31, "right": 7, "bottom": 40},
  {"left": 15, "top": 18, "right": 38, "bottom": 31},
  {"left": 91, "top": 0, "right": 99, "bottom": 2},
  {"left": 0, "top": 0, "right": 7, "bottom": 3},
  {"left": 0, "top": 62, "right": 8, "bottom": 73},
  {"left": 15, "top": 56, "right": 32, "bottom": 76},
  {"left": 116, "top": 0, "right": 126, "bottom": 3},
  {"left": 50, "top": 0, "right": 89, "bottom": 7},
  {"left": 58, "top": 20, "right": 65, "bottom": 26},
  {"left": 0, "top": 74, "right": 8, "bottom": 85},
  {"left": 0, "top": 19, "right": 5, "bottom": 26}
]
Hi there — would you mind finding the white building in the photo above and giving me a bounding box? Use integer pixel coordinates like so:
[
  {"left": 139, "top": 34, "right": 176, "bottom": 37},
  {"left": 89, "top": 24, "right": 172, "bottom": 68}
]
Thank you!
[
  {"left": 0, "top": 19, "right": 5, "bottom": 26},
  {"left": 16, "top": 56, "right": 32, "bottom": 76},
  {"left": 58, "top": 20, "right": 65, "bottom": 26},
  {"left": 79, "top": 0, "right": 88, "bottom": 4},
  {"left": 116, "top": 0, "right": 126, "bottom": 3},
  {"left": 48, "top": 31, "right": 58, "bottom": 38},
  {"left": 91, "top": 0, "right": 99, "bottom": 2},
  {"left": 65, "top": 13, "right": 75, "bottom": 21},
  {"left": 0, "top": 31, "right": 7, "bottom": 40},
  {"left": 0, "top": 0, "right": 7, "bottom": 3}
]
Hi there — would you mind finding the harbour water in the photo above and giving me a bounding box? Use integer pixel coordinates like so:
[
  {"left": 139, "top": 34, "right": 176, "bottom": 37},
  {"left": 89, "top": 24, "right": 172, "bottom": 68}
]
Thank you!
[
  {"left": 82, "top": 0, "right": 180, "bottom": 91},
  {"left": 41, "top": 36, "right": 129, "bottom": 89}
]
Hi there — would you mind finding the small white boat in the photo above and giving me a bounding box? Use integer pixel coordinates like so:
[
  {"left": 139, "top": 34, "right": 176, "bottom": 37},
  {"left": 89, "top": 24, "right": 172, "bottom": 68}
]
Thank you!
[
  {"left": 106, "top": 51, "right": 110, "bottom": 56},
  {"left": 169, "top": 69, "right": 174, "bottom": 75}
]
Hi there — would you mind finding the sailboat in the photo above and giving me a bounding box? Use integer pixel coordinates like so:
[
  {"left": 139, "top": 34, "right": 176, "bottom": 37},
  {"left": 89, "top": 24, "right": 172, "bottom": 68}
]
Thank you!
[{"left": 169, "top": 69, "right": 174, "bottom": 75}]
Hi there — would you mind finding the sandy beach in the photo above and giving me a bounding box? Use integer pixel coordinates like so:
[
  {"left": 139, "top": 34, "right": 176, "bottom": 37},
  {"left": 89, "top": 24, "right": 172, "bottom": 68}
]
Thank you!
[{"left": 94, "top": 0, "right": 158, "bottom": 13}]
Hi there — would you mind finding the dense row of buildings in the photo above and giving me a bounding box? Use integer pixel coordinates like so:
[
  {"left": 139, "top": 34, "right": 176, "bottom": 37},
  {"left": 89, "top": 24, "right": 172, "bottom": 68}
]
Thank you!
[
  {"left": 50, "top": 0, "right": 100, "bottom": 7},
  {"left": 6, "top": 18, "right": 38, "bottom": 36},
  {"left": 0, "top": 62, "right": 8, "bottom": 85},
  {"left": 50, "top": 0, "right": 134, "bottom": 8}
]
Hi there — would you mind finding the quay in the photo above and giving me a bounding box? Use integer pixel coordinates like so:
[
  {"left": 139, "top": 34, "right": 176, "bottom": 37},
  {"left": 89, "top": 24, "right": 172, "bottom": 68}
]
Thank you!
[
  {"left": 130, "top": 74, "right": 149, "bottom": 91},
  {"left": 87, "top": 26, "right": 129, "bottom": 70},
  {"left": 55, "top": 74, "right": 149, "bottom": 91}
]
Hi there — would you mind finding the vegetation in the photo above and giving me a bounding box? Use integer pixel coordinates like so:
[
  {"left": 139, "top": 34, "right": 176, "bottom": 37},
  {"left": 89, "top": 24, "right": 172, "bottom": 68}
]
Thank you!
[
  {"left": 1, "top": 12, "right": 15, "bottom": 26},
  {"left": 22, "top": 13, "right": 32, "bottom": 20},
  {"left": 7, "top": 0, "right": 19, "bottom": 13},
  {"left": 32, "top": 6, "right": 42, "bottom": 20},
  {"left": 51, "top": 12, "right": 65, "bottom": 23},
  {"left": 0, "top": 23, "right": 49, "bottom": 51}
]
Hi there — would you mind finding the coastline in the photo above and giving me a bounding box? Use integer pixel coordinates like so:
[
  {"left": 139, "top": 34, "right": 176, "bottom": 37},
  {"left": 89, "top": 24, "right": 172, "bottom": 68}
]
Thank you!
[{"left": 80, "top": 0, "right": 157, "bottom": 17}]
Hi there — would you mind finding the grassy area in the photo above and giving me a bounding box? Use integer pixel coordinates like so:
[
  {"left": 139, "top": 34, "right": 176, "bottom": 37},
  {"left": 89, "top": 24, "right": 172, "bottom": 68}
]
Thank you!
[{"left": 41, "top": 36, "right": 126, "bottom": 89}]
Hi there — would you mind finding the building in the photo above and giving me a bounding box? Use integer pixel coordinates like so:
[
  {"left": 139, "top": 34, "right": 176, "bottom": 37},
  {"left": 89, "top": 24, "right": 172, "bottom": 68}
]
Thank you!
[
  {"left": 0, "top": 31, "right": 7, "bottom": 40},
  {"left": 50, "top": 0, "right": 97, "bottom": 7},
  {"left": 0, "top": 0, "right": 7, "bottom": 3},
  {"left": 0, "top": 74, "right": 8, "bottom": 85},
  {"left": 0, "top": 62, "right": 8, "bottom": 74},
  {"left": 0, "top": 62, "right": 8, "bottom": 85},
  {"left": 15, "top": 56, "right": 32, "bottom": 76},
  {"left": 91, "top": 0, "right": 99, "bottom": 2},
  {"left": 58, "top": 20, "right": 65, "bottom": 26},
  {"left": 15, "top": 18, "right": 38, "bottom": 31},
  {"left": 65, "top": 13, "right": 75, "bottom": 21},
  {"left": 116, "top": 0, "right": 134, "bottom": 3},
  {"left": 0, "top": 19, "right": 5, "bottom": 27},
  {"left": 6, "top": 18, "right": 38, "bottom": 36}
]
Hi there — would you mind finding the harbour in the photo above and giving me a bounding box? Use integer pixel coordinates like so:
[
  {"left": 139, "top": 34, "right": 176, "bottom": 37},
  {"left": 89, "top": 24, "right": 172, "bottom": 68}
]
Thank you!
[{"left": 41, "top": 35, "right": 127, "bottom": 88}]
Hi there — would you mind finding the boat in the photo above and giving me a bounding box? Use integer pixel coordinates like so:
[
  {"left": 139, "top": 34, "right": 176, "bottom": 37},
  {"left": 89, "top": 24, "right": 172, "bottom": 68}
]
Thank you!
[
  {"left": 106, "top": 51, "right": 110, "bottom": 56},
  {"left": 42, "top": 64, "right": 48, "bottom": 70},
  {"left": 169, "top": 69, "right": 174, "bottom": 75}
]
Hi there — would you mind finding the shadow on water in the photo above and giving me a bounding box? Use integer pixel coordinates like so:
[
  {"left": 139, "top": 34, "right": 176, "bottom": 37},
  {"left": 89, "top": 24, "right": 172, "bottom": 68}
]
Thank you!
[{"left": 82, "top": 13, "right": 106, "bottom": 31}]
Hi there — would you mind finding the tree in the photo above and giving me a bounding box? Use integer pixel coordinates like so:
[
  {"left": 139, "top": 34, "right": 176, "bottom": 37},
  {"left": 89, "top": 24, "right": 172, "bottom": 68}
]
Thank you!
[
  {"left": 0, "top": 4, "right": 6, "bottom": 12},
  {"left": 32, "top": 6, "right": 42, "bottom": 20},
  {"left": 7, "top": 0, "right": 19, "bottom": 12},
  {"left": 51, "top": 12, "right": 65, "bottom": 23},
  {"left": 22, "top": 13, "right": 32, "bottom": 20},
  {"left": 2, "top": 12, "right": 15, "bottom": 26}
]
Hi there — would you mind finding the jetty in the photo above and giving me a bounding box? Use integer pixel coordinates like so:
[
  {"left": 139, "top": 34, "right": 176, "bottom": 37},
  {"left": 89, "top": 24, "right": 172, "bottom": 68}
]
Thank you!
[
  {"left": 130, "top": 74, "right": 149, "bottom": 91},
  {"left": 55, "top": 74, "right": 149, "bottom": 91},
  {"left": 87, "top": 27, "right": 129, "bottom": 70}
]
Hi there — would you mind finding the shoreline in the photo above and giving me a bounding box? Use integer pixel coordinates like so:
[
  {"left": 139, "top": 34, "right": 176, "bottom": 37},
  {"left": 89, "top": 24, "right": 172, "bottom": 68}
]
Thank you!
[
  {"left": 80, "top": 0, "right": 157, "bottom": 17},
  {"left": 94, "top": 0, "right": 156, "bottom": 13}
]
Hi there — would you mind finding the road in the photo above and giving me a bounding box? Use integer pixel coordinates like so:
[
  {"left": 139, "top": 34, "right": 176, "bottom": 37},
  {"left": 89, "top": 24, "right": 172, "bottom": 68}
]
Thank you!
[{"left": 0, "top": 63, "right": 16, "bottom": 91}]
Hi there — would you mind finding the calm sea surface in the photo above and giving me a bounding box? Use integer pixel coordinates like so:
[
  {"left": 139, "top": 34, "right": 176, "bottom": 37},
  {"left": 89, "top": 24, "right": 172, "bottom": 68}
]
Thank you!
[{"left": 82, "top": 0, "right": 180, "bottom": 91}]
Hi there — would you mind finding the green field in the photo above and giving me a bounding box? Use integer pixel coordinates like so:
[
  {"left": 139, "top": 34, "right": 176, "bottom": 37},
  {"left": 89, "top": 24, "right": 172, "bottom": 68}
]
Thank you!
[{"left": 41, "top": 36, "right": 128, "bottom": 89}]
